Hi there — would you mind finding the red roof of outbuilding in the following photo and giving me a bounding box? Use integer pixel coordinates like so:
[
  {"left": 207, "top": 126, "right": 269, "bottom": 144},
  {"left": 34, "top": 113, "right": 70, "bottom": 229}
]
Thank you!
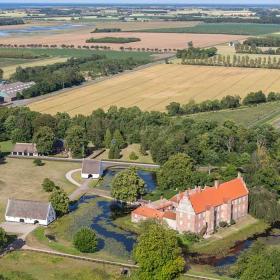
[
  {"left": 132, "top": 206, "right": 164, "bottom": 219},
  {"left": 171, "top": 178, "right": 248, "bottom": 214}
]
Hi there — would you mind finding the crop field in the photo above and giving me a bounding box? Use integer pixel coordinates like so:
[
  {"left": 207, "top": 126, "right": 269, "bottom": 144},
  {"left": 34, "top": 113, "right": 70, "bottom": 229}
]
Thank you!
[
  {"left": 137, "top": 23, "right": 280, "bottom": 36},
  {"left": 29, "top": 64, "right": 280, "bottom": 116},
  {"left": 186, "top": 101, "right": 280, "bottom": 128},
  {"left": 0, "top": 29, "right": 246, "bottom": 50},
  {"left": 90, "top": 20, "right": 199, "bottom": 31}
]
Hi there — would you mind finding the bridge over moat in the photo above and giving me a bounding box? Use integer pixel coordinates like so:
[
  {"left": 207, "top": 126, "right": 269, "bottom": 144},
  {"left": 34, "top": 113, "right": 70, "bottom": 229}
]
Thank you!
[{"left": 81, "top": 159, "right": 159, "bottom": 179}]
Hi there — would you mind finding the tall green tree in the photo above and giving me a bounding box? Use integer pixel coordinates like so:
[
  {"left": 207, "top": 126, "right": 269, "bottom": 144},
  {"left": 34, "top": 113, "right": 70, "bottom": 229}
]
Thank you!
[
  {"left": 49, "top": 188, "right": 69, "bottom": 216},
  {"left": 249, "top": 187, "right": 280, "bottom": 223},
  {"left": 33, "top": 126, "right": 55, "bottom": 155},
  {"left": 157, "top": 153, "right": 194, "bottom": 191},
  {"left": 65, "top": 125, "right": 88, "bottom": 158},
  {"left": 113, "top": 129, "right": 125, "bottom": 149},
  {"left": 133, "top": 221, "right": 185, "bottom": 280},
  {"left": 104, "top": 128, "right": 112, "bottom": 149},
  {"left": 111, "top": 167, "right": 145, "bottom": 203}
]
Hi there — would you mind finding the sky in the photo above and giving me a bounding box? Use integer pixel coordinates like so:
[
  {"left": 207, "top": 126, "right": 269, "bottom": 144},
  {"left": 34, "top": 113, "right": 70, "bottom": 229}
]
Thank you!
[{"left": 0, "top": 0, "right": 279, "bottom": 4}]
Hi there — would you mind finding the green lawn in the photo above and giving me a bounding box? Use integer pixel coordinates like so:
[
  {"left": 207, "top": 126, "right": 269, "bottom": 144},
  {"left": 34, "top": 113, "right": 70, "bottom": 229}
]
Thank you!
[
  {"left": 0, "top": 57, "right": 38, "bottom": 68},
  {"left": 0, "top": 158, "right": 80, "bottom": 221},
  {"left": 0, "top": 48, "right": 153, "bottom": 60},
  {"left": 184, "top": 101, "right": 280, "bottom": 128},
  {"left": 0, "top": 251, "right": 121, "bottom": 280},
  {"left": 136, "top": 23, "right": 280, "bottom": 36}
]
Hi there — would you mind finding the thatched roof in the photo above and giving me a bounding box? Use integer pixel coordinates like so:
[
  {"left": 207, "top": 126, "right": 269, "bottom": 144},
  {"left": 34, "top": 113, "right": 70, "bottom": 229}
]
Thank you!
[{"left": 6, "top": 199, "right": 51, "bottom": 220}]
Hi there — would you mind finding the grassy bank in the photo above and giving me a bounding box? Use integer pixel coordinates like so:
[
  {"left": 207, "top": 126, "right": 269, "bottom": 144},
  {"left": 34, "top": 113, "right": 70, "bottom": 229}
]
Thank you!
[
  {"left": 190, "top": 218, "right": 269, "bottom": 257},
  {"left": 0, "top": 251, "right": 121, "bottom": 280},
  {"left": 27, "top": 196, "right": 135, "bottom": 263}
]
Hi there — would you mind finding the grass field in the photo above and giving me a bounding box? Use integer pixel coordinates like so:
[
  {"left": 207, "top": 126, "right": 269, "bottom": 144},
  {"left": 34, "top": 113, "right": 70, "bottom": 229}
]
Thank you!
[
  {"left": 0, "top": 251, "right": 120, "bottom": 280},
  {"left": 2, "top": 57, "right": 68, "bottom": 78},
  {"left": 187, "top": 101, "right": 280, "bottom": 128},
  {"left": 29, "top": 64, "right": 280, "bottom": 116},
  {"left": 0, "top": 47, "right": 153, "bottom": 60},
  {"left": 0, "top": 48, "right": 153, "bottom": 78},
  {"left": 136, "top": 23, "right": 280, "bottom": 35},
  {"left": 0, "top": 158, "right": 80, "bottom": 221}
]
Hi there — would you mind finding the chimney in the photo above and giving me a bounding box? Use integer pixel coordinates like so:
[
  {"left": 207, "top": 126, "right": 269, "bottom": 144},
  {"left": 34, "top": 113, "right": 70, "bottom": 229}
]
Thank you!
[
  {"left": 214, "top": 180, "right": 219, "bottom": 189},
  {"left": 237, "top": 171, "right": 242, "bottom": 179}
]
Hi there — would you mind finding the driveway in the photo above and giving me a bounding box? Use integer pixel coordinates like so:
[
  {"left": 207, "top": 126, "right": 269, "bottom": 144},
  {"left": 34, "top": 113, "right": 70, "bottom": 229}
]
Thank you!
[{"left": 0, "top": 221, "right": 37, "bottom": 239}]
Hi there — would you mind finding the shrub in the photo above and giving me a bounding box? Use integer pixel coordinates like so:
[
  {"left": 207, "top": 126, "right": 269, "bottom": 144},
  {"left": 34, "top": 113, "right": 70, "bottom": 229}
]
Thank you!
[
  {"left": 180, "top": 231, "right": 201, "bottom": 245},
  {"left": 219, "top": 221, "right": 229, "bottom": 228},
  {"left": 230, "top": 219, "right": 236, "bottom": 225},
  {"left": 33, "top": 158, "right": 43, "bottom": 166},
  {"left": 129, "top": 151, "right": 139, "bottom": 161},
  {"left": 0, "top": 227, "right": 7, "bottom": 250},
  {"left": 42, "top": 178, "right": 57, "bottom": 192},
  {"left": 73, "top": 227, "right": 98, "bottom": 253}
]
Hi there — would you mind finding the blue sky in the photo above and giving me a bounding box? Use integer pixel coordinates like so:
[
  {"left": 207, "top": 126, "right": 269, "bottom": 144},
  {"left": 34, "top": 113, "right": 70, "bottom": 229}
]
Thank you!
[{"left": 0, "top": 0, "right": 279, "bottom": 4}]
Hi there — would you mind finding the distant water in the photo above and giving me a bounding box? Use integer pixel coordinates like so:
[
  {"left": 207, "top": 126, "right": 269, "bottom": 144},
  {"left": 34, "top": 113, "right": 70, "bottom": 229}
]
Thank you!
[{"left": 0, "top": 23, "right": 85, "bottom": 37}]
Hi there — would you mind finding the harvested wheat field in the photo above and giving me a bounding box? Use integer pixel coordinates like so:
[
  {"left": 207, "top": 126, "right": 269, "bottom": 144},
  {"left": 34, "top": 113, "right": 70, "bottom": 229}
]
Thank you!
[
  {"left": 29, "top": 64, "right": 280, "bottom": 116},
  {"left": 0, "top": 30, "right": 247, "bottom": 50}
]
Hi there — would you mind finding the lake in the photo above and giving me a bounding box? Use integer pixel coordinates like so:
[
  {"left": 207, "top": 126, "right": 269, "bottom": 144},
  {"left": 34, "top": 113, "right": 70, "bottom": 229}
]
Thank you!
[{"left": 0, "top": 24, "right": 85, "bottom": 37}]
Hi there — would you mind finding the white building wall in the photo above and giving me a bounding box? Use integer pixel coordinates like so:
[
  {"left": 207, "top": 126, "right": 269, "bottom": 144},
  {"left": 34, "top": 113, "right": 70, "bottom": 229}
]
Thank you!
[
  {"left": 5, "top": 216, "right": 48, "bottom": 226},
  {"left": 81, "top": 173, "right": 100, "bottom": 179}
]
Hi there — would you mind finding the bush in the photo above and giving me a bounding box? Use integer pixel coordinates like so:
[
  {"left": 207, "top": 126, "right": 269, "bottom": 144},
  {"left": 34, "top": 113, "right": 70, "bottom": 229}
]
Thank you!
[
  {"left": 180, "top": 231, "right": 201, "bottom": 245},
  {"left": 0, "top": 227, "right": 7, "bottom": 250},
  {"left": 219, "top": 221, "right": 229, "bottom": 228},
  {"left": 129, "top": 151, "right": 139, "bottom": 161},
  {"left": 73, "top": 227, "right": 98, "bottom": 253},
  {"left": 33, "top": 158, "right": 43, "bottom": 166},
  {"left": 230, "top": 219, "right": 236, "bottom": 225},
  {"left": 42, "top": 178, "right": 57, "bottom": 192}
]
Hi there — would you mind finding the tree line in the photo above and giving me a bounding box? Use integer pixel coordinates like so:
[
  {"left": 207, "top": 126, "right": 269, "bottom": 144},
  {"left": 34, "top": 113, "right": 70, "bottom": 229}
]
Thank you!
[
  {"left": 244, "top": 36, "right": 280, "bottom": 47},
  {"left": 11, "top": 55, "right": 149, "bottom": 99},
  {"left": 235, "top": 44, "right": 280, "bottom": 55},
  {"left": 166, "top": 91, "right": 280, "bottom": 116},
  {"left": 181, "top": 53, "right": 280, "bottom": 69}
]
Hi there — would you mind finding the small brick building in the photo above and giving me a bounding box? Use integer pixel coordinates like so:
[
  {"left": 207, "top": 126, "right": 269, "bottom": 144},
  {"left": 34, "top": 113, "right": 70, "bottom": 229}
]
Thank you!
[{"left": 131, "top": 174, "right": 249, "bottom": 236}]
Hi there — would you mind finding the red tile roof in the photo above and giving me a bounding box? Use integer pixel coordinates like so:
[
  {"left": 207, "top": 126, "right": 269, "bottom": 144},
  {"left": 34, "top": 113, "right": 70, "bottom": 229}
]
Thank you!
[
  {"left": 132, "top": 206, "right": 164, "bottom": 219},
  {"left": 163, "top": 211, "right": 176, "bottom": 220},
  {"left": 171, "top": 178, "right": 248, "bottom": 214}
]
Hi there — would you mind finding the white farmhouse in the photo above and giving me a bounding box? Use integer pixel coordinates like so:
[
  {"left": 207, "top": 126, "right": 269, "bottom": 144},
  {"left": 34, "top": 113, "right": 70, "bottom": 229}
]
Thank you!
[
  {"left": 81, "top": 159, "right": 101, "bottom": 179},
  {"left": 5, "top": 199, "right": 56, "bottom": 226},
  {"left": 11, "top": 143, "right": 39, "bottom": 157}
]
